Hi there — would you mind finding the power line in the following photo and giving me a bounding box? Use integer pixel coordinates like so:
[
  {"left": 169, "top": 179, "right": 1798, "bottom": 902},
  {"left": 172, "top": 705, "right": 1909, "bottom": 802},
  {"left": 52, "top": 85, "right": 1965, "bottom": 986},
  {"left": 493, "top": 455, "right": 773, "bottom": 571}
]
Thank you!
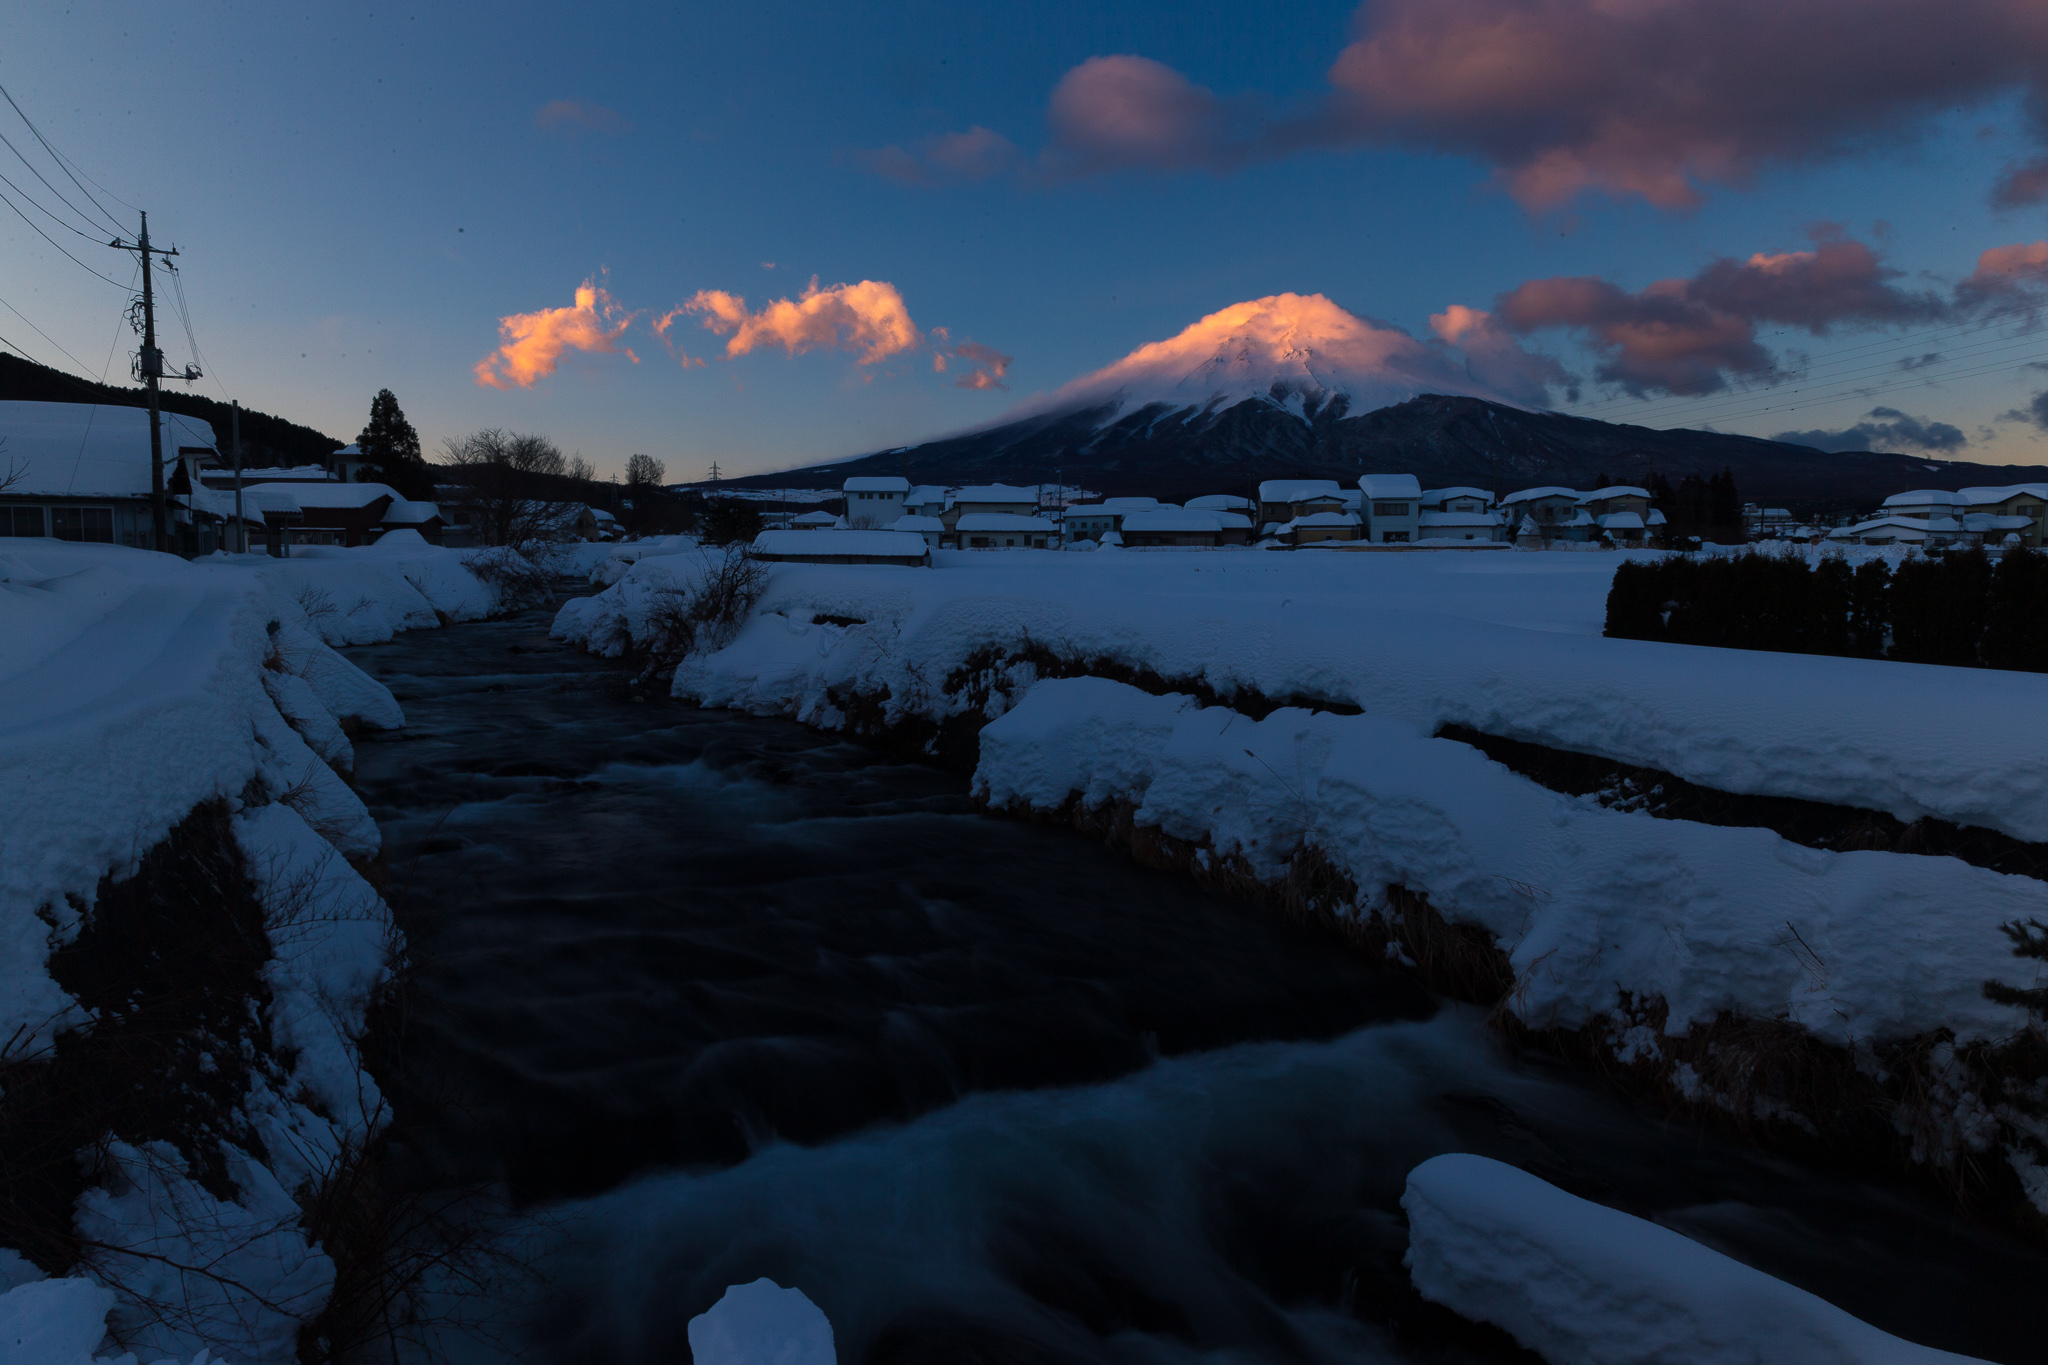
[
  {"left": 0, "top": 288, "right": 98, "bottom": 374},
  {"left": 0, "top": 78, "right": 129, "bottom": 234},
  {"left": 0, "top": 182, "right": 130, "bottom": 287},
  {"left": 0, "top": 163, "right": 107, "bottom": 240}
]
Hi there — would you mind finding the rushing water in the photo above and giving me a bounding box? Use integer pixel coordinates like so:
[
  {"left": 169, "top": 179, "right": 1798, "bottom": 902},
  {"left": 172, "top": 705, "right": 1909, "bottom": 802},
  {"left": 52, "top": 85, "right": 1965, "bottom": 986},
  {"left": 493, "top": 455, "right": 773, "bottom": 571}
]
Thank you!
[{"left": 350, "top": 605, "right": 2048, "bottom": 1365}]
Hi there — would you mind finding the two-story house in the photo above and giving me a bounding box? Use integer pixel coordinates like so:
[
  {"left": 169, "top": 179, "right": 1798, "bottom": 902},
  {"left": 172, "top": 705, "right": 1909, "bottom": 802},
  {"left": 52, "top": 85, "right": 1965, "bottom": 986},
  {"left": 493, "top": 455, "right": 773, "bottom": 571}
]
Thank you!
[
  {"left": 1359, "top": 473, "right": 1422, "bottom": 543},
  {"left": 843, "top": 475, "right": 910, "bottom": 528},
  {"left": 1256, "top": 479, "right": 1345, "bottom": 533},
  {"left": 1501, "top": 487, "right": 1583, "bottom": 542}
]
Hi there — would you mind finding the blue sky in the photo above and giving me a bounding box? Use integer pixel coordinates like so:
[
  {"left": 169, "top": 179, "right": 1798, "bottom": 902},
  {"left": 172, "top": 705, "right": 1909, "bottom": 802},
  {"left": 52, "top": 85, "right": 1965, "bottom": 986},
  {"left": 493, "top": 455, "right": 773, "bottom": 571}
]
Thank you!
[{"left": 4, "top": 0, "right": 2048, "bottom": 479}]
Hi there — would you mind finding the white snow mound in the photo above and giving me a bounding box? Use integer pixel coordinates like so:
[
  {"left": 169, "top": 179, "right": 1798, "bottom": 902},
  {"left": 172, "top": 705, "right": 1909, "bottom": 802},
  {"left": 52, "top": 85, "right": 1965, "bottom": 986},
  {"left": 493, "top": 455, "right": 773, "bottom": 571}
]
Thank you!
[{"left": 1403, "top": 1153, "right": 1987, "bottom": 1364}]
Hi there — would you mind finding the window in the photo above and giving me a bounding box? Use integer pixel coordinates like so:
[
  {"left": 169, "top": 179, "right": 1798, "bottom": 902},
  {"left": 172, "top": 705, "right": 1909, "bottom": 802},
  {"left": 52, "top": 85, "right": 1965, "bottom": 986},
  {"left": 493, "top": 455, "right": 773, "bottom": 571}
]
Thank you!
[
  {"left": 1381, "top": 530, "right": 1409, "bottom": 543},
  {"left": 0, "top": 506, "right": 45, "bottom": 536},
  {"left": 1372, "top": 501, "right": 1410, "bottom": 517},
  {"left": 52, "top": 506, "right": 114, "bottom": 543},
  {"left": 970, "top": 536, "right": 990, "bottom": 547}
]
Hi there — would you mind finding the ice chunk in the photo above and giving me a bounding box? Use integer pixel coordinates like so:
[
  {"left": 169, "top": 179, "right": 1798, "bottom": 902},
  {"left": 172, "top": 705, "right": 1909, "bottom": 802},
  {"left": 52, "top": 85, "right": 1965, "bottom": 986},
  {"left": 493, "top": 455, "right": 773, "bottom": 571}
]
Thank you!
[{"left": 687, "top": 1278, "right": 835, "bottom": 1365}]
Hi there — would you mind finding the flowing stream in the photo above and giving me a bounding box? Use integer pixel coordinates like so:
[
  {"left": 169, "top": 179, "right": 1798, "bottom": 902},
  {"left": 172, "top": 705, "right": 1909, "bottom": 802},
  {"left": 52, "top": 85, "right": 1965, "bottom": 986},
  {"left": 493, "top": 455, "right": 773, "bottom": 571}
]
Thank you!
[{"left": 349, "top": 604, "right": 2048, "bottom": 1365}]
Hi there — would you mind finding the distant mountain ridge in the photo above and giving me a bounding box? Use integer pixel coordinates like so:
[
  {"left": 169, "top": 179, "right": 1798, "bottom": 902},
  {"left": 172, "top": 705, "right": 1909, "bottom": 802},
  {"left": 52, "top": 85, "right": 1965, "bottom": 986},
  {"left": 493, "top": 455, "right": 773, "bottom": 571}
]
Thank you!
[{"left": 732, "top": 391, "right": 2043, "bottom": 511}]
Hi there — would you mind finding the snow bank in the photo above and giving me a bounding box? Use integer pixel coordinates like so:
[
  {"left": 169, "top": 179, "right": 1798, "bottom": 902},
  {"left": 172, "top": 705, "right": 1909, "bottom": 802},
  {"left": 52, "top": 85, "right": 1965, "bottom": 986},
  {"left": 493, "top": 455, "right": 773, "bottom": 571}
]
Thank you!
[
  {"left": 975, "top": 678, "right": 2044, "bottom": 1046},
  {"left": 0, "top": 539, "right": 475, "bottom": 1361},
  {"left": 1403, "top": 1154, "right": 1984, "bottom": 1364},
  {"left": 621, "top": 551, "right": 2048, "bottom": 841}
]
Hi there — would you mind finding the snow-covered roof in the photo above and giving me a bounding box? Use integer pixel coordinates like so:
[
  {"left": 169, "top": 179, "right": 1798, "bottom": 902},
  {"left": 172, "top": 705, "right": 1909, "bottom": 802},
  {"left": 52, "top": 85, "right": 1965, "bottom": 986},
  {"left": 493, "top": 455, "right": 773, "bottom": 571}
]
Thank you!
[
  {"left": 1259, "top": 479, "right": 1342, "bottom": 503},
  {"left": 889, "top": 514, "right": 945, "bottom": 531},
  {"left": 952, "top": 484, "right": 1040, "bottom": 503},
  {"left": 791, "top": 510, "right": 841, "bottom": 526},
  {"left": 1186, "top": 494, "right": 1254, "bottom": 511},
  {"left": 1502, "top": 486, "right": 1579, "bottom": 504},
  {"left": 843, "top": 475, "right": 910, "bottom": 493},
  {"left": 1957, "top": 483, "right": 2048, "bottom": 504},
  {"left": 382, "top": 500, "right": 443, "bottom": 525},
  {"left": 1099, "top": 496, "right": 1164, "bottom": 512},
  {"left": 905, "top": 484, "right": 949, "bottom": 504},
  {"left": 956, "top": 513, "right": 1056, "bottom": 532},
  {"left": 1121, "top": 509, "right": 1227, "bottom": 533},
  {"left": 751, "top": 529, "right": 929, "bottom": 558},
  {"left": 1647, "top": 509, "right": 1667, "bottom": 525},
  {"left": 1060, "top": 504, "right": 1118, "bottom": 519},
  {"left": 1881, "top": 489, "right": 1967, "bottom": 509},
  {"left": 1961, "top": 512, "right": 2034, "bottom": 531},
  {"left": 0, "top": 399, "right": 217, "bottom": 498},
  {"left": 589, "top": 507, "right": 618, "bottom": 522},
  {"left": 200, "top": 464, "right": 333, "bottom": 483},
  {"left": 243, "top": 480, "right": 397, "bottom": 509},
  {"left": 1286, "top": 511, "right": 1362, "bottom": 528},
  {"left": 1423, "top": 487, "right": 1494, "bottom": 505},
  {"left": 1579, "top": 486, "right": 1651, "bottom": 503},
  {"left": 1358, "top": 473, "right": 1422, "bottom": 500},
  {"left": 1419, "top": 510, "right": 1496, "bottom": 527}
]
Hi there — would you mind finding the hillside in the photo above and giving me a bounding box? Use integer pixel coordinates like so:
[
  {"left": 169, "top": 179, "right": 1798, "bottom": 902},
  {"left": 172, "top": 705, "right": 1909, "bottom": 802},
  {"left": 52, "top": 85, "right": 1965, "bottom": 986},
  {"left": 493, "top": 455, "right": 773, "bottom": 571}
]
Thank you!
[{"left": 0, "top": 353, "right": 346, "bottom": 467}]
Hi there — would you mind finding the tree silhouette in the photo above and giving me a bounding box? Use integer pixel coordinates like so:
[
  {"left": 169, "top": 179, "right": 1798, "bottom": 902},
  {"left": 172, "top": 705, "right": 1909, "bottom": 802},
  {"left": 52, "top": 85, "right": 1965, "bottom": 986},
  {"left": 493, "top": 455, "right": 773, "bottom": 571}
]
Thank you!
[{"left": 357, "top": 390, "right": 432, "bottom": 500}]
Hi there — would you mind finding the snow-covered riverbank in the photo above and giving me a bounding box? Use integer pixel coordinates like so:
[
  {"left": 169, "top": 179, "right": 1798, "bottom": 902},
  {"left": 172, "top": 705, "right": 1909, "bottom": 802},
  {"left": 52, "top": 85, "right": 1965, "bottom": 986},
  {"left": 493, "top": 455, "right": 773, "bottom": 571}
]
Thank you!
[
  {"left": 0, "top": 537, "right": 537, "bottom": 1362},
  {"left": 556, "top": 546, "right": 2048, "bottom": 1210}
]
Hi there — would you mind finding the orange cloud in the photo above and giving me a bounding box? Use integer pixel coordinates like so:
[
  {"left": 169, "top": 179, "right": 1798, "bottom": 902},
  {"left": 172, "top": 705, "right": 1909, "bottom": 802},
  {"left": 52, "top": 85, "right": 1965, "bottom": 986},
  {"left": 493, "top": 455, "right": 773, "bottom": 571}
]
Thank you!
[
  {"left": 950, "top": 340, "right": 1012, "bottom": 390},
  {"left": 678, "top": 277, "right": 922, "bottom": 364},
  {"left": 474, "top": 280, "right": 638, "bottom": 389},
  {"left": 536, "top": 99, "right": 632, "bottom": 136}
]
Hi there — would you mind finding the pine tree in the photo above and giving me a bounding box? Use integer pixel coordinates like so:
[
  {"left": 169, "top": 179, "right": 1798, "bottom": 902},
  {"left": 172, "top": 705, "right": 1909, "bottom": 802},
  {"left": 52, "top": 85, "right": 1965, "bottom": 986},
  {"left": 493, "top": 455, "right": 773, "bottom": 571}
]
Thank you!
[
  {"left": 357, "top": 389, "right": 431, "bottom": 500},
  {"left": 1983, "top": 919, "right": 2048, "bottom": 1021}
]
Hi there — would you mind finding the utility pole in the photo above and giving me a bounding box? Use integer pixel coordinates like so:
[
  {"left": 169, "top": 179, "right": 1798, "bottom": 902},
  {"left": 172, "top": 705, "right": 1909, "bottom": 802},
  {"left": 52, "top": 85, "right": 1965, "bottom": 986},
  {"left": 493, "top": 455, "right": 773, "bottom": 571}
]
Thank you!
[
  {"left": 231, "top": 400, "right": 244, "bottom": 554},
  {"left": 108, "top": 212, "right": 187, "bottom": 554}
]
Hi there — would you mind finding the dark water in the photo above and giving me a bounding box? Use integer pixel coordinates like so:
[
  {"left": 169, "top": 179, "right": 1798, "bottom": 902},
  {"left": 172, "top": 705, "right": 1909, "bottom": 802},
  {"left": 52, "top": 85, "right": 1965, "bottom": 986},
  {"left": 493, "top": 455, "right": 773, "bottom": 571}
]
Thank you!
[{"left": 351, "top": 605, "right": 2048, "bottom": 1365}]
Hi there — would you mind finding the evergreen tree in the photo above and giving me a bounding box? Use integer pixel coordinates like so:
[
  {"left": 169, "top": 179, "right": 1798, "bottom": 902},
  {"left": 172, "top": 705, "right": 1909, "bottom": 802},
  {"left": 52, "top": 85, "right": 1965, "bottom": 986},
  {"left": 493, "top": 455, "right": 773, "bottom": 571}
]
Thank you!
[
  {"left": 1707, "top": 469, "right": 1743, "bottom": 542},
  {"left": 357, "top": 389, "right": 432, "bottom": 500}
]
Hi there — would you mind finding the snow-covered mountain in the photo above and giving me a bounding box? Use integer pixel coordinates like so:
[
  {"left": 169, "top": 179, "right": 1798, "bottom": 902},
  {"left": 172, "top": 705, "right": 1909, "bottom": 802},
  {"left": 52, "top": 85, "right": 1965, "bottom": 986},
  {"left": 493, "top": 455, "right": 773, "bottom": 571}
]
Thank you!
[
  {"left": 732, "top": 294, "right": 2043, "bottom": 505},
  {"left": 1007, "top": 293, "right": 1516, "bottom": 422}
]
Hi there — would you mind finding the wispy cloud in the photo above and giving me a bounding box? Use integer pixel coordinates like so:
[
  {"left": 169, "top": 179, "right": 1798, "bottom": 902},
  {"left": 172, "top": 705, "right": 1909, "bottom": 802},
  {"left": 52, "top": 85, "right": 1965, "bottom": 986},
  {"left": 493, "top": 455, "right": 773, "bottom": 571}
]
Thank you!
[{"left": 536, "top": 99, "right": 633, "bottom": 137}]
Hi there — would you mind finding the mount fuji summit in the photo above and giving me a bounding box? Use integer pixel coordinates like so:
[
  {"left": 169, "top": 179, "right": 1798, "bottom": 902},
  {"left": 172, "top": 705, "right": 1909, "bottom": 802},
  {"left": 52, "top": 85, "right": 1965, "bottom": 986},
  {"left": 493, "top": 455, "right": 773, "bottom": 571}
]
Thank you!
[{"left": 734, "top": 294, "right": 2035, "bottom": 507}]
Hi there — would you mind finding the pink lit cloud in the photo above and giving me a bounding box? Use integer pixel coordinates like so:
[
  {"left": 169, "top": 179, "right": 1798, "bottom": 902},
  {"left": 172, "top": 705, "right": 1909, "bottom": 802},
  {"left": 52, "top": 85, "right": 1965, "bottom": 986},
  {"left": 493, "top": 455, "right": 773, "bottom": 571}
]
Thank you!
[
  {"left": 880, "top": 1, "right": 2048, "bottom": 209},
  {"left": 673, "top": 277, "right": 923, "bottom": 364},
  {"left": 474, "top": 279, "right": 638, "bottom": 389},
  {"left": 535, "top": 99, "right": 633, "bottom": 137}
]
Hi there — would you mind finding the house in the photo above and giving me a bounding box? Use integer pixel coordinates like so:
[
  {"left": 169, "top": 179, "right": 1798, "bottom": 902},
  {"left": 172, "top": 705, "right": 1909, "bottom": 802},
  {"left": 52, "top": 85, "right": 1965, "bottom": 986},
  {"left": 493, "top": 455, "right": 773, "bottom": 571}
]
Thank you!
[
  {"left": 791, "top": 510, "right": 842, "bottom": 529},
  {"left": 843, "top": 475, "right": 910, "bottom": 528},
  {"left": 1283, "top": 510, "right": 1363, "bottom": 545},
  {"left": 1957, "top": 484, "right": 2048, "bottom": 547},
  {"left": 1829, "top": 516, "right": 1955, "bottom": 548},
  {"left": 1421, "top": 486, "right": 1495, "bottom": 514},
  {"left": 383, "top": 500, "right": 446, "bottom": 544},
  {"left": 904, "top": 484, "right": 950, "bottom": 519},
  {"left": 0, "top": 399, "right": 224, "bottom": 552},
  {"left": 574, "top": 506, "right": 620, "bottom": 541},
  {"left": 1358, "top": 473, "right": 1422, "bottom": 543},
  {"left": 888, "top": 513, "right": 946, "bottom": 551},
  {"left": 1500, "top": 487, "right": 1583, "bottom": 541},
  {"left": 1879, "top": 489, "right": 1969, "bottom": 521},
  {"left": 1118, "top": 508, "right": 1252, "bottom": 548},
  {"left": 242, "top": 480, "right": 400, "bottom": 549},
  {"left": 1256, "top": 479, "right": 1345, "bottom": 531},
  {"left": 750, "top": 528, "right": 930, "bottom": 566},
  {"left": 1058, "top": 497, "right": 1172, "bottom": 545},
  {"left": 955, "top": 512, "right": 1056, "bottom": 549},
  {"left": 1186, "top": 494, "right": 1255, "bottom": 515},
  {"left": 1418, "top": 510, "right": 1500, "bottom": 543},
  {"left": 951, "top": 484, "right": 1040, "bottom": 517}
]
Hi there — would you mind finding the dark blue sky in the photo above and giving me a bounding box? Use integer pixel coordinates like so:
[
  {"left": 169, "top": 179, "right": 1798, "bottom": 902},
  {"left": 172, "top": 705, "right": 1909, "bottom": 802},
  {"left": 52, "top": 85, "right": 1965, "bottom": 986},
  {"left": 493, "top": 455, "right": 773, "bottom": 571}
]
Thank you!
[{"left": 5, "top": 0, "right": 2048, "bottom": 478}]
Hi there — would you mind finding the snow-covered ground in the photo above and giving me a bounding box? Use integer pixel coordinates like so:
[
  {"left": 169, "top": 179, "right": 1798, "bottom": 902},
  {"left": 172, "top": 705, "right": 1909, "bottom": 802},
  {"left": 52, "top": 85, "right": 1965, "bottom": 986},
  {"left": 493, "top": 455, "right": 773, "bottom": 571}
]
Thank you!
[
  {"left": 553, "top": 546, "right": 2048, "bottom": 1202},
  {"left": 0, "top": 537, "right": 529, "bottom": 1362},
  {"left": 1403, "top": 1154, "right": 1985, "bottom": 1364}
]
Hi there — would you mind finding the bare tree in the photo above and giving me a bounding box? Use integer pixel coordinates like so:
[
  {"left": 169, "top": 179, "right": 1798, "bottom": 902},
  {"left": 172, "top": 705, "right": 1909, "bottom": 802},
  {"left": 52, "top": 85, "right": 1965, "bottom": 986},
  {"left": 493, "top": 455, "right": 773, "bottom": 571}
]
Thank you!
[
  {"left": 0, "top": 436, "right": 21, "bottom": 495},
  {"left": 625, "top": 452, "right": 665, "bottom": 489},
  {"left": 438, "top": 429, "right": 584, "bottom": 547},
  {"left": 566, "top": 454, "right": 595, "bottom": 483}
]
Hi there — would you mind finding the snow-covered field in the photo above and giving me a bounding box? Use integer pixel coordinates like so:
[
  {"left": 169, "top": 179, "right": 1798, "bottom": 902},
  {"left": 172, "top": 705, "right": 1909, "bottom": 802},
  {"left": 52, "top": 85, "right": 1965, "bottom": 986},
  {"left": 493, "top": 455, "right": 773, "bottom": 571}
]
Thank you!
[
  {"left": 0, "top": 537, "right": 529, "bottom": 1362},
  {"left": 556, "top": 545, "right": 2048, "bottom": 1201}
]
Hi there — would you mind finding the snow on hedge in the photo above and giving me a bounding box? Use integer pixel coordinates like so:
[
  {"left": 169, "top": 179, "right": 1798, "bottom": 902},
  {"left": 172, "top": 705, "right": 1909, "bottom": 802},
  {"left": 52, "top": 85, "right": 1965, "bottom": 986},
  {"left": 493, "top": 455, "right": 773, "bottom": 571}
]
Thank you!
[
  {"left": 1403, "top": 1154, "right": 1985, "bottom": 1364},
  {"left": 0, "top": 537, "right": 517, "bottom": 1362},
  {"left": 613, "top": 551, "right": 2048, "bottom": 841},
  {"left": 974, "top": 677, "right": 2043, "bottom": 1046}
]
